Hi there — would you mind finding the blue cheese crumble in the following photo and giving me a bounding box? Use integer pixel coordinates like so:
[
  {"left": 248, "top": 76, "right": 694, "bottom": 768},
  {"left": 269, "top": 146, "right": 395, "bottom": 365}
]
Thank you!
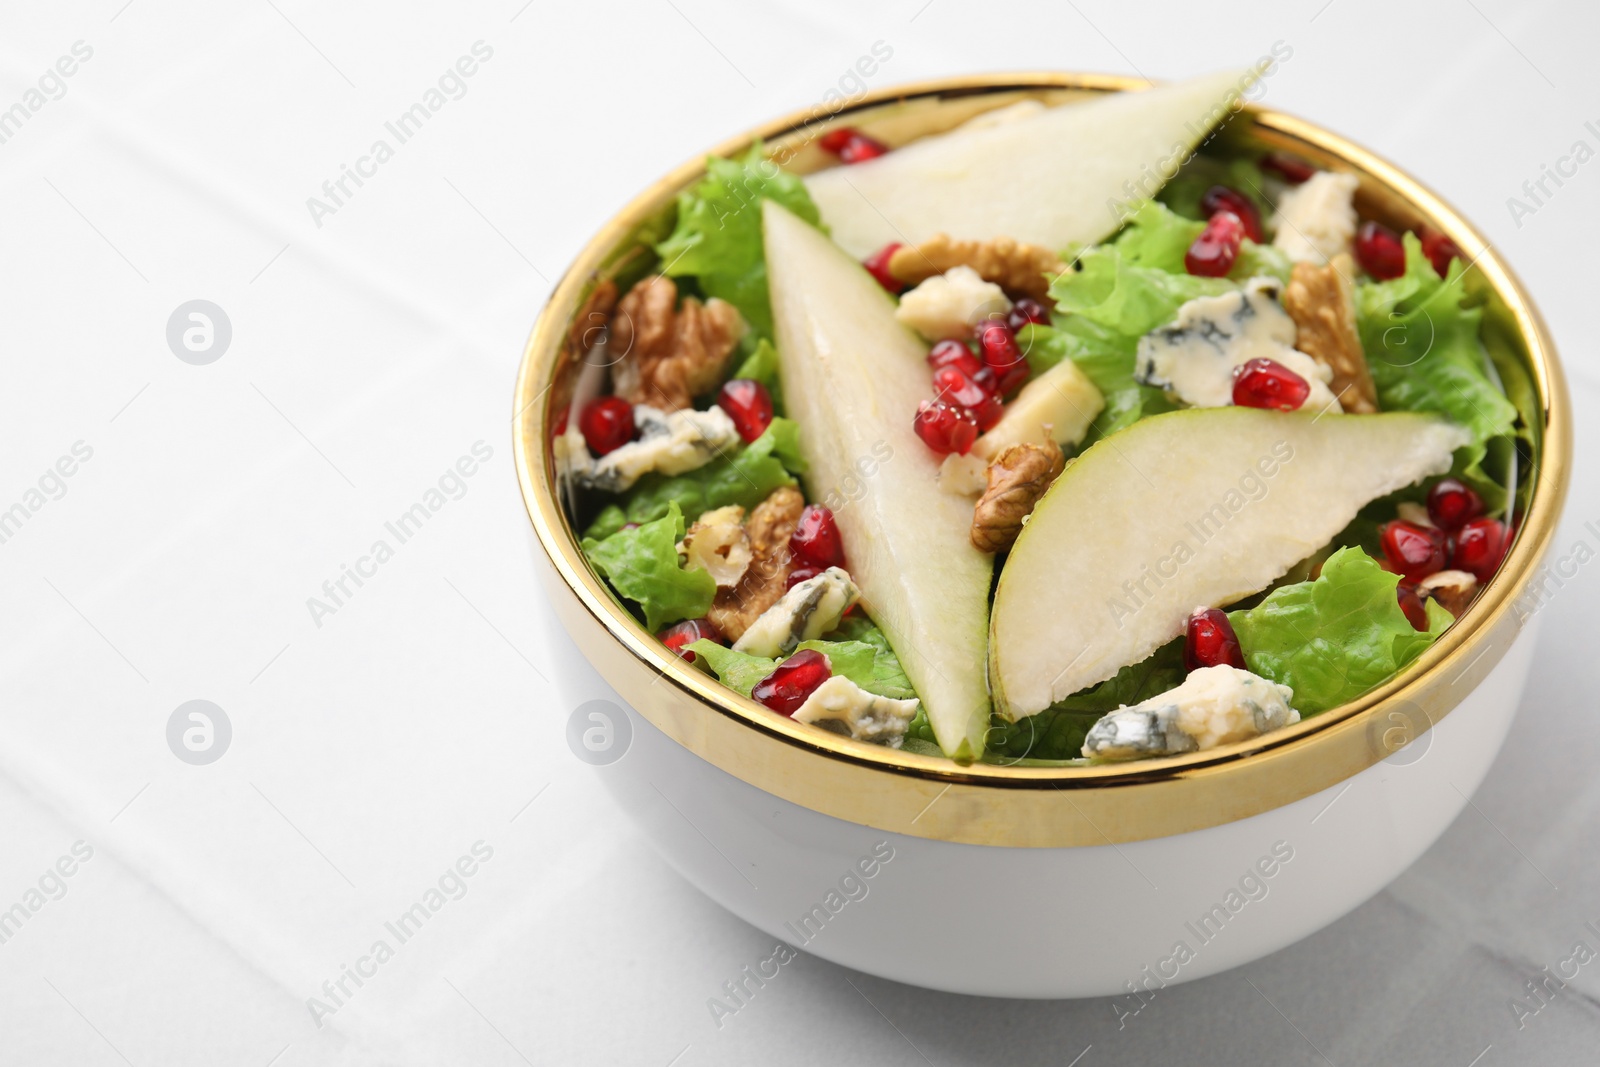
[
  {"left": 1082, "top": 665, "right": 1300, "bottom": 761},
  {"left": 1135, "top": 278, "right": 1342, "bottom": 413},
  {"left": 559, "top": 404, "right": 740, "bottom": 494},
  {"left": 793, "top": 676, "right": 919, "bottom": 747},
  {"left": 732, "top": 567, "right": 859, "bottom": 658}
]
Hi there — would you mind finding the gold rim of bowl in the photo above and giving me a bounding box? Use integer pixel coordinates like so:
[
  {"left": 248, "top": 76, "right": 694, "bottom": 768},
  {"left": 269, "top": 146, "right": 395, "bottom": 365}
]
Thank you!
[{"left": 513, "top": 72, "right": 1571, "bottom": 848}]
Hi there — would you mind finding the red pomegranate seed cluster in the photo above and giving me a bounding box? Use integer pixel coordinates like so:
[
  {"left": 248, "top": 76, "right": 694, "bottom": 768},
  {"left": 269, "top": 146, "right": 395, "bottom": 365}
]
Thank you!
[
  {"left": 912, "top": 319, "right": 1036, "bottom": 455},
  {"left": 1382, "top": 478, "right": 1510, "bottom": 628},
  {"left": 579, "top": 396, "right": 636, "bottom": 455},
  {"left": 863, "top": 243, "right": 904, "bottom": 293},
  {"left": 819, "top": 126, "right": 888, "bottom": 164},
  {"left": 1356, "top": 222, "right": 1464, "bottom": 282},
  {"left": 658, "top": 618, "right": 724, "bottom": 661},
  {"left": 716, "top": 378, "right": 774, "bottom": 442},
  {"left": 1232, "top": 358, "right": 1309, "bottom": 411},
  {"left": 1185, "top": 210, "right": 1245, "bottom": 277},
  {"left": 1184, "top": 608, "right": 1246, "bottom": 672},
  {"left": 977, "top": 321, "right": 1030, "bottom": 394},
  {"left": 752, "top": 649, "right": 832, "bottom": 715}
]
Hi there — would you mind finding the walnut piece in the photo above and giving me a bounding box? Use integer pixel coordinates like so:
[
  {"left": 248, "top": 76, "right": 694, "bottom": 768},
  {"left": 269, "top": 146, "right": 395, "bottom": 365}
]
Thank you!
[
  {"left": 888, "top": 234, "right": 1065, "bottom": 302},
  {"left": 706, "top": 486, "right": 804, "bottom": 641},
  {"left": 970, "top": 442, "right": 1065, "bottom": 554},
  {"left": 1282, "top": 253, "right": 1378, "bottom": 414},
  {"left": 1419, "top": 569, "right": 1478, "bottom": 617},
  {"left": 609, "top": 275, "right": 745, "bottom": 412},
  {"left": 680, "top": 505, "right": 751, "bottom": 589}
]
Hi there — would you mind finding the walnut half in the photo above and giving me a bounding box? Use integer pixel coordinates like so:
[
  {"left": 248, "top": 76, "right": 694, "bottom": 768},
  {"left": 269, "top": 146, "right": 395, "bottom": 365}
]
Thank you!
[
  {"left": 888, "top": 234, "right": 1065, "bottom": 302},
  {"left": 609, "top": 275, "right": 745, "bottom": 412},
  {"left": 705, "top": 486, "right": 805, "bottom": 641},
  {"left": 970, "top": 441, "right": 1065, "bottom": 554},
  {"left": 1282, "top": 253, "right": 1378, "bottom": 414}
]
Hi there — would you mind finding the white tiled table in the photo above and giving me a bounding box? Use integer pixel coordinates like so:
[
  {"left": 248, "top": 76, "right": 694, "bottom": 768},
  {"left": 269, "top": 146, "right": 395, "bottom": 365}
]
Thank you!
[{"left": 1, "top": 1, "right": 1596, "bottom": 1063}]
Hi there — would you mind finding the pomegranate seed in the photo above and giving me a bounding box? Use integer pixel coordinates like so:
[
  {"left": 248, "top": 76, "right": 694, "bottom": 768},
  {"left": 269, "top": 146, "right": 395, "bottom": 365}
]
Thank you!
[
  {"left": 1380, "top": 520, "right": 1448, "bottom": 582},
  {"left": 621, "top": 522, "right": 639, "bottom": 531},
  {"left": 1395, "top": 584, "right": 1430, "bottom": 631},
  {"left": 1425, "top": 478, "right": 1484, "bottom": 531},
  {"left": 977, "top": 321, "right": 1030, "bottom": 395},
  {"left": 930, "top": 365, "right": 1002, "bottom": 429},
  {"left": 927, "top": 339, "right": 981, "bottom": 376},
  {"left": 786, "top": 564, "right": 823, "bottom": 590},
  {"left": 817, "top": 127, "right": 855, "bottom": 153},
  {"left": 1200, "top": 185, "right": 1264, "bottom": 242},
  {"left": 1006, "top": 297, "right": 1051, "bottom": 331},
  {"left": 790, "top": 505, "right": 846, "bottom": 569},
  {"left": 658, "top": 618, "right": 723, "bottom": 661},
  {"left": 837, "top": 132, "right": 889, "bottom": 164},
  {"left": 863, "top": 243, "right": 905, "bottom": 294},
  {"left": 1355, "top": 221, "right": 1406, "bottom": 280},
  {"left": 913, "top": 399, "right": 979, "bottom": 455},
  {"left": 579, "top": 396, "right": 635, "bottom": 455},
  {"left": 977, "top": 321, "right": 1024, "bottom": 372},
  {"left": 1184, "top": 608, "right": 1246, "bottom": 672},
  {"left": 1450, "top": 517, "right": 1507, "bottom": 582},
  {"left": 751, "top": 649, "right": 832, "bottom": 716},
  {"left": 1232, "top": 358, "right": 1310, "bottom": 411},
  {"left": 932, "top": 365, "right": 990, "bottom": 408},
  {"left": 717, "top": 379, "right": 774, "bottom": 443},
  {"left": 1185, "top": 211, "right": 1245, "bottom": 277},
  {"left": 1261, "top": 151, "right": 1316, "bottom": 184},
  {"left": 1419, "top": 229, "right": 1463, "bottom": 278}
]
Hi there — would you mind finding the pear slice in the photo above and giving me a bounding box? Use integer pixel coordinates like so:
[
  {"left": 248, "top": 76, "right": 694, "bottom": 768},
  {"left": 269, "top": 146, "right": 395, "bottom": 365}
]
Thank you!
[
  {"left": 806, "top": 69, "right": 1258, "bottom": 259},
  {"left": 990, "top": 408, "right": 1470, "bottom": 718},
  {"left": 763, "top": 200, "right": 993, "bottom": 758}
]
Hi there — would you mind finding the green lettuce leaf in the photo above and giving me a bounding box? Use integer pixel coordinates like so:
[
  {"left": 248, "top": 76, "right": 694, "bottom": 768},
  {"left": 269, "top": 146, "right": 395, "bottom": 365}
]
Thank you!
[
  {"left": 1355, "top": 233, "right": 1517, "bottom": 506},
  {"left": 581, "top": 417, "right": 804, "bottom": 538},
  {"left": 1228, "top": 547, "right": 1451, "bottom": 715},
  {"left": 582, "top": 502, "right": 715, "bottom": 631},
  {"left": 688, "top": 619, "right": 916, "bottom": 701},
  {"left": 1159, "top": 155, "right": 1272, "bottom": 223},
  {"left": 732, "top": 337, "right": 784, "bottom": 414},
  {"left": 654, "top": 143, "right": 822, "bottom": 339},
  {"left": 685, "top": 641, "right": 775, "bottom": 697}
]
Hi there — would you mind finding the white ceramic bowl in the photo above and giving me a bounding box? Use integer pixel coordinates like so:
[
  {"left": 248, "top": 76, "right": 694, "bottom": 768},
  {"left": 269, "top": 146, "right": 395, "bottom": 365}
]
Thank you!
[{"left": 515, "top": 74, "right": 1570, "bottom": 998}]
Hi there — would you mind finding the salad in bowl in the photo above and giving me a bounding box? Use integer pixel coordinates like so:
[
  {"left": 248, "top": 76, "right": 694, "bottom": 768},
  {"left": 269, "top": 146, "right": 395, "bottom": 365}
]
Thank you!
[{"left": 549, "top": 69, "right": 1538, "bottom": 769}]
